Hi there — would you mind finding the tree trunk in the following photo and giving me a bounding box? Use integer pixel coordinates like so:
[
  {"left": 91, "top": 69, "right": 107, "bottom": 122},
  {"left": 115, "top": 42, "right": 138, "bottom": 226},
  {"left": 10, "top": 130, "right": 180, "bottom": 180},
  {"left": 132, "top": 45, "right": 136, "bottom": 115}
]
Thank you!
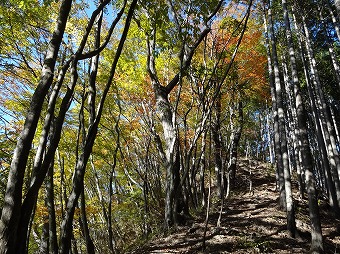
[
  {"left": 0, "top": 1, "right": 72, "bottom": 253},
  {"left": 264, "top": 4, "right": 286, "bottom": 209},
  {"left": 282, "top": 58, "right": 303, "bottom": 198},
  {"left": 229, "top": 101, "right": 243, "bottom": 186},
  {"left": 80, "top": 188, "right": 95, "bottom": 254},
  {"left": 268, "top": 2, "right": 296, "bottom": 237},
  {"left": 199, "top": 132, "right": 207, "bottom": 207},
  {"left": 46, "top": 162, "right": 58, "bottom": 254},
  {"left": 302, "top": 14, "right": 340, "bottom": 214},
  {"left": 319, "top": 6, "right": 340, "bottom": 89},
  {"left": 212, "top": 94, "right": 223, "bottom": 198},
  {"left": 39, "top": 215, "right": 49, "bottom": 254},
  {"left": 283, "top": 1, "right": 323, "bottom": 249},
  {"left": 144, "top": 2, "right": 221, "bottom": 227},
  {"left": 58, "top": 0, "right": 136, "bottom": 252}
]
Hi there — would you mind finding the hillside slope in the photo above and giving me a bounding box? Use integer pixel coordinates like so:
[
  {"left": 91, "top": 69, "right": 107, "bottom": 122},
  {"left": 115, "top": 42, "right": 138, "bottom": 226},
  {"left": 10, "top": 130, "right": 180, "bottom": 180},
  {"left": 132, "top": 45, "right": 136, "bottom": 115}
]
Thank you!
[{"left": 130, "top": 159, "right": 340, "bottom": 253}]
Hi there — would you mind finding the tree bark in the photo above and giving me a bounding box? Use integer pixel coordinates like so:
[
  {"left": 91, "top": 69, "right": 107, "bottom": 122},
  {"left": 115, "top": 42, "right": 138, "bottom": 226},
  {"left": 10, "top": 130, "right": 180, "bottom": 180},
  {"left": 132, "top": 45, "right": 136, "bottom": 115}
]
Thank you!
[
  {"left": 46, "top": 162, "right": 58, "bottom": 254},
  {"left": 80, "top": 189, "right": 95, "bottom": 254},
  {"left": 268, "top": 2, "right": 296, "bottom": 237},
  {"left": 264, "top": 4, "right": 286, "bottom": 209},
  {"left": 228, "top": 101, "right": 243, "bottom": 186},
  {"left": 212, "top": 94, "right": 223, "bottom": 198},
  {"left": 301, "top": 14, "right": 340, "bottom": 214},
  {"left": 58, "top": 1, "right": 136, "bottom": 252},
  {"left": 283, "top": 1, "right": 323, "bottom": 250},
  {"left": 0, "top": 1, "right": 72, "bottom": 253}
]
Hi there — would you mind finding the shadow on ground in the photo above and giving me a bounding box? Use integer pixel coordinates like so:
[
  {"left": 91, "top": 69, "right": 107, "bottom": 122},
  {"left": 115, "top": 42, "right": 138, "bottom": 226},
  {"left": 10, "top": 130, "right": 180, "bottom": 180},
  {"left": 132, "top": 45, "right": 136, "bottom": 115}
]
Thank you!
[{"left": 130, "top": 160, "right": 340, "bottom": 254}]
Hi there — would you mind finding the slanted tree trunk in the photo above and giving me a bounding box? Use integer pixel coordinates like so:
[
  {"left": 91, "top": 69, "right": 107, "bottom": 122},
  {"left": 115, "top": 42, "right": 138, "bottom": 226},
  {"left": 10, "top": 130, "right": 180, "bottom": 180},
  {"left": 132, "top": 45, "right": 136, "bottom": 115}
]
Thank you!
[
  {"left": 0, "top": 1, "right": 72, "bottom": 253},
  {"left": 58, "top": 1, "right": 137, "bottom": 252},
  {"left": 292, "top": 9, "right": 338, "bottom": 214},
  {"left": 301, "top": 13, "right": 340, "bottom": 215},
  {"left": 283, "top": 1, "right": 323, "bottom": 250},
  {"left": 11, "top": 1, "right": 119, "bottom": 253},
  {"left": 319, "top": 6, "right": 340, "bottom": 88}
]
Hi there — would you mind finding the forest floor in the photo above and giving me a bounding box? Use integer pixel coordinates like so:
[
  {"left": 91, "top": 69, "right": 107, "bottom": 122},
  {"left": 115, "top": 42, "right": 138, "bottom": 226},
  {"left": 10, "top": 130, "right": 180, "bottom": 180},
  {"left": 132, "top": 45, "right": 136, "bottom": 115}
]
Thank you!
[{"left": 130, "top": 159, "right": 340, "bottom": 253}]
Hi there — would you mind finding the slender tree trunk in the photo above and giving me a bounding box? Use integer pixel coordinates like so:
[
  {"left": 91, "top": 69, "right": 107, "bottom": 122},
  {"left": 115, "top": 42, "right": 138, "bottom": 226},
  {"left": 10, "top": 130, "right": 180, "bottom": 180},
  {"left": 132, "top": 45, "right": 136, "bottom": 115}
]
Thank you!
[
  {"left": 319, "top": 6, "right": 340, "bottom": 89},
  {"left": 282, "top": 58, "right": 303, "bottom": 198},
  {"left": 58, "top": 1, "right": 137, "bottom": 252},
  {"left": 302, "top": 14, "right": 340, "bottom": 214},
  {"left": 0, "top": 1, "right": 72, "bottom": 253},
  {"left": 12, "top": 1, "right": 117, "bottom": 252},
  {"left": 293, "top": 7, "right": 340, "bottom": 216},
  {"left": 80, "top": 189, "right": 95, "bottom": 254},
  {"left": 39, "top": 215, "right": 49, "bottom": 254},
  {"left": 46, "top": 162, "right": 58, "bottom": 254},
  {"left": 283, "top": 1, "right": 323, "bottom": 250},
  {"left": 229, "top": 101, "right": 243, "bottom": 186},
  {"left": 268, "top": 2, "right": 296, "bottom": 237},
  {"left": 264, "top": 4, "right": 286, "bottom": 209},
  {"left": 199, "top": 132, "right": 207, "bottom": 208},
  {"left": 212, "top": 94, "right": 223, "bottom": 198}
]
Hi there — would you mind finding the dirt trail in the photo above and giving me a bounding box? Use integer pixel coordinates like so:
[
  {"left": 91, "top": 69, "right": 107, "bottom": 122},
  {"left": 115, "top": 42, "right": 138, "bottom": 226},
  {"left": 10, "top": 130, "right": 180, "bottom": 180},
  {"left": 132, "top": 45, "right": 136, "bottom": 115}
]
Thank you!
[{"left": 131, "top": 160, "right": 340, "bottom": 254}]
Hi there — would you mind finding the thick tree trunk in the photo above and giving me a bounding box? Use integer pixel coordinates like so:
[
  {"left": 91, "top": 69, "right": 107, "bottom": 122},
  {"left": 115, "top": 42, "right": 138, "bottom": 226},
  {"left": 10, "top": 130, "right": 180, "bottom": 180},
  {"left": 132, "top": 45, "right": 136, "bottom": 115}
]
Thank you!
[
  {"left": 154, "top": 87, "right": 182, "bottom": 227},
  {"left": 0, "top": 1, "right": 72, "bottom": 253},
  {"left": 283, "top": 1, "right": 323, "bottom": 250},
  {"left": 144, "top": 1, "right": 223, "bottom": 228}
]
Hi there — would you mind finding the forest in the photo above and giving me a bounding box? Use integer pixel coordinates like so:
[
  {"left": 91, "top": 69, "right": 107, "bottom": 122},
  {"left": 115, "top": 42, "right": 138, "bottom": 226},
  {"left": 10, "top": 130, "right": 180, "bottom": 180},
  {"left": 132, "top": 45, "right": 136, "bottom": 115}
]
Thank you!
[{"left": 0, "top": 0, "right": 339, "bottom": 253}]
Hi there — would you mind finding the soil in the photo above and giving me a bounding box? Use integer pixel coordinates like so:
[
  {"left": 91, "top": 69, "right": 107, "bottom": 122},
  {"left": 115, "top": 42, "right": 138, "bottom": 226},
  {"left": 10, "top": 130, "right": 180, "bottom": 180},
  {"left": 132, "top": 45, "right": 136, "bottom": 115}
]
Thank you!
[{"left": 129, "top": 159, "right": 340, "bottom": 254}]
